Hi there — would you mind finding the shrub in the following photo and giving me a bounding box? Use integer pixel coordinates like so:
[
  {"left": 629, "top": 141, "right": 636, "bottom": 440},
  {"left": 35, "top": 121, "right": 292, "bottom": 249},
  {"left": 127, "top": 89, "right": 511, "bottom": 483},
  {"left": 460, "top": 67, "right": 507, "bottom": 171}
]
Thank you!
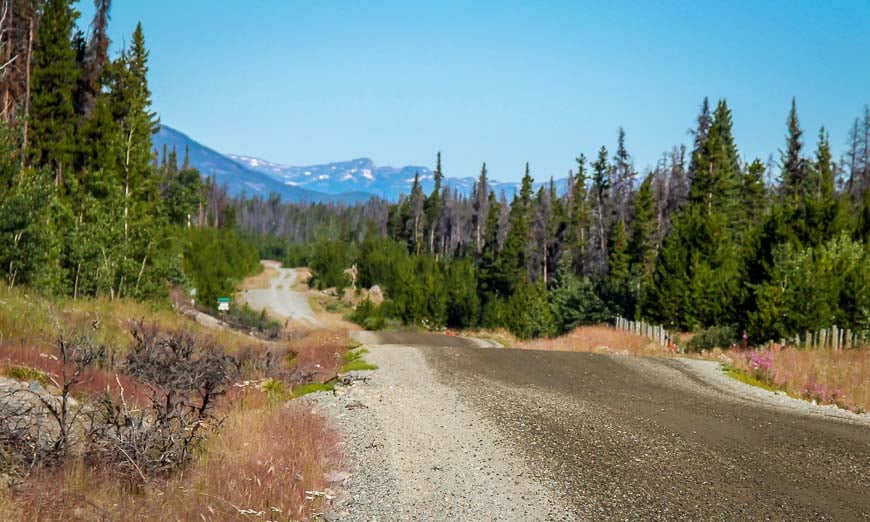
[
  {"left": 687, "top": 325, "right": 737, "bottom": 351},
  {"left": 223, "top": 304, "right": 283, "bottom": 339},
  {"left": 348, "top": 299, "right": 386, "bottom": 331}
]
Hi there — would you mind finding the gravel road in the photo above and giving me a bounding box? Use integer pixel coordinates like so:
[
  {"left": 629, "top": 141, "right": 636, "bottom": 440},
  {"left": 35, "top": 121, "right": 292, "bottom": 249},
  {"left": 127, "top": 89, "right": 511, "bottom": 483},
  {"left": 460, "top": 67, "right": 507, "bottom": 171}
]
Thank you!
[
  {"left": 308, "top": 341, "right": 573, "bottom": 520},
  {"left": 311, "top": 332, "right": 869, "bottom": 520},
  {"left": 241, "top": 266, "right": 321, "bottom": 326}
]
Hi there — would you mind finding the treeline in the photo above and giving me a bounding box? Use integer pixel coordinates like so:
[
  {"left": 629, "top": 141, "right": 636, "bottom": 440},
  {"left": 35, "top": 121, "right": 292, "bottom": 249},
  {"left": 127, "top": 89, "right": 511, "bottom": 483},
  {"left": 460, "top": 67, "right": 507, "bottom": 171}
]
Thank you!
[
  {"left": 238, "top": 100, "right": 869, "bottom": 342},
  {"left": 0, "top": 0, "right": 256, "bottom": 305}
]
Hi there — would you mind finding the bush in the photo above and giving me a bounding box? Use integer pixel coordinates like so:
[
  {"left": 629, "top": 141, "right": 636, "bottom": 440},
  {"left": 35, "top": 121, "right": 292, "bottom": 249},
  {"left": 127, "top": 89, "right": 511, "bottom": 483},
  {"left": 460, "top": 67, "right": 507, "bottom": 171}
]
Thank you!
[
  {"left": 687, "top": 325, "right": 737, "bottom": 351},
  {"left": 308, "top": 240, "right": 354, "bottom": 290},
  {"left": 223, "top": 304, "right": 283, "bottom": 339},
  {"left": 348, "top": 299, "right": 386, "bottom": 330}
]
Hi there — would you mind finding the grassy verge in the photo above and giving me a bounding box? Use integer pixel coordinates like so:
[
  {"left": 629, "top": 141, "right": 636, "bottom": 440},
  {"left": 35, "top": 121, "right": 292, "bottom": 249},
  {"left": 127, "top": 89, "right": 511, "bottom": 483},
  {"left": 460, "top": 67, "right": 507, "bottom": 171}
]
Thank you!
[
  {"left": 719, "top": 347, "right": 867, "bottom": 413},
  {"left": 503, "top": 323, "right": 868, "bottom": 413},
  {"left": 0, "top": 281, "right": 362, "bottom": 519},
  {"left": 341, "top": 348, "right": 378, "bottom": 373},
  {"left": 721, "top": 364, "right": 784, "bottom": 393}
]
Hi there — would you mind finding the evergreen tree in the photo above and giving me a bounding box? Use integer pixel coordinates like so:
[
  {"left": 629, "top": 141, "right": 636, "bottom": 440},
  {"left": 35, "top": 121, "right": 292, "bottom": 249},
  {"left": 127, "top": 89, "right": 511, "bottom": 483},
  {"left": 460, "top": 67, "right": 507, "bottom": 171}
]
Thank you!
[
  {"left": 424, "top": 151, "right": 443, "bottom": 253},
  {"left": 740, "top": 159, "right": 767, "bottom": 229},
  {"left": 28, "top": 0, "right": 80, "bottom": 187},
  {"left": 688, "top": 97, "right": 712, "bottom": 186},
  {"left": 407, "top": 171, "right": 425, "bottom": 253},
  {"left": 471, "top": 162, "right": 489, "bottom": 254},
  {"left": 688, "top": 99, "right": 741, "bottom": 219},
  {"left": 566, "top": 154, "right": 590, "bottom": 275},
  {"left": 611, "top": 127, "right": 635, "bottom": 224},
  {"left": 629, "top": 173, "right": 656, "bottom": 281},
  {"left": 604, "top": 218, "right": 630, "bottom": 315},
  {"left": 781, "top": 98, "right": 806, "bottom": 201},
  {"left": 498, "top": 163, "right": 533, "bottom": 290},
  {"left": 589, "top": 146, "right": 611, "bottom": 275}
]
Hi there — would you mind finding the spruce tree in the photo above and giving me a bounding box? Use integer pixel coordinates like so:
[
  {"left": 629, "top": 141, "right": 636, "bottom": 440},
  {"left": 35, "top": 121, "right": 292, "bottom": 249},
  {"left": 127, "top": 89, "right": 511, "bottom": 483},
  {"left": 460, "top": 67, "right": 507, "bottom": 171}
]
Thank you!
[
  {"left": 28, "top": 0, "right": 80, "bottom": 187},
  {"left": 629, "top": 173, "right": 656, "bottom": 279},
  {"left": 589, "top": 146, "right": 611, "bottom": 275},
  {"left": 498, "top": 163, "right": 533, "bottom": 290},
  {"left": 472, "top": 162, "right": 489, "bottom": 254},
  {"left": 567, "top": 154, "right": 590, "bottom": 275},
  {"left": 781, "top": 98, "right": 805, "bottom": 202},
  {"left": 688, "top": 99, "right": 741, "bottom": 219},
  {"left": 424, "top": 151, "right": 443, "bottom": 253}
]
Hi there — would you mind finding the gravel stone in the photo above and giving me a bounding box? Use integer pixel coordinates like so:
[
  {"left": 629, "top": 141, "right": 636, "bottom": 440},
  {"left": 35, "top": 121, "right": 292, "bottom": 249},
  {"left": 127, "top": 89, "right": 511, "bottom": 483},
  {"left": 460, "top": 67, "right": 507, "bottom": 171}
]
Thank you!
[{"left": 307, "top": 344, "right": 575, "bottom": 521}]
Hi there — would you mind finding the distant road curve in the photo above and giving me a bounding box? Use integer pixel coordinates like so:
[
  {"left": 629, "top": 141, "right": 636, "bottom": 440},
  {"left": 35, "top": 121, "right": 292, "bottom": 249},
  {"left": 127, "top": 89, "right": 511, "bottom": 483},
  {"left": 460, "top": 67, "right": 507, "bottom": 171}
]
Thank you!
[{"left": 241, "top": 262, "right": 322, "bottom": 326}]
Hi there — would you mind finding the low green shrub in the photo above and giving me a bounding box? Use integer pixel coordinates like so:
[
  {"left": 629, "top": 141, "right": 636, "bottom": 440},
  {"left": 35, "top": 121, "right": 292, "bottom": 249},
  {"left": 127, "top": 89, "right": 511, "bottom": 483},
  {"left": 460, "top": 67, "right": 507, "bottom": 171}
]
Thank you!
[{"left": 687, "top": 325, "right": 737, "bottom": 351}]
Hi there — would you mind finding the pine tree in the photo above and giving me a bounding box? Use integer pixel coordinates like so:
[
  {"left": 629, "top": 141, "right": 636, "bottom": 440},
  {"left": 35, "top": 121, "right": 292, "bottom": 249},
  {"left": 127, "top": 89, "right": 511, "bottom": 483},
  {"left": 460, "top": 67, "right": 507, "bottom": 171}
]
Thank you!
[
  {"left": 630, "top": 173, "right": 656, "bottom": 279},
  {"left": 781, "top": 98, "right": 806, "bottom": 202},
  {"left": 740, "top": 159, "right": 767, "bottom": 230},
  {"left": 424, "top": 151, "right": 443, "bottom": 253},
  {"left": 471, "top": 162, "right": 489, "bottom": 254},
  {"left": 688, "top": 97, "right": 712, "bottom": 186},
  {"left": 611, "top": 127, "right": 635, "bottom": 224},
  {"left": 688, "top": 99, "right": 741, "bottom": 218},
  {"left": 28, "top": 0, "right": 80, "bottom": 187},
  {"left": 408, "top": 171, "right": 425, "bottom": 253},
  {"left": 604, "top": 218, "right": 630, "bottom": 315},
  {"left": 566, "top": 154, "right": 590, "bottom": 275},
  {"left": 803, "top": 127, "right": 847, "bottom": 246},
  {"left": 589, "top": 146, "right": 611, "bottom": 275},
  {"left": 498, "top": 163, "right": 533, "bottom": 290}
]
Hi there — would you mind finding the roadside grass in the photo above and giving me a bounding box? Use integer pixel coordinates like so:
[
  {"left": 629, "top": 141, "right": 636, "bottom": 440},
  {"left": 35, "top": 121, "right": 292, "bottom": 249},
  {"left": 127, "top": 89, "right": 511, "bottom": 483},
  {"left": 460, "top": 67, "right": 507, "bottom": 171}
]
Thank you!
[
  {"left": 237, "top": 260, "right": 277, "bottom": 290},
  {"left": 721, "top": 364, "right": 783, "bottom": 393},
  {"left": 720, "top": 347, "right": 868, "bottom": 413},
  {"left": 517, "top": 325, "right": 669, "bottom": 356},
  {"left": 341, "top": 348, "right": 378, "bottom": 373},
  {"left": 502, "top": 323, "right": 869, "bottom": 413},
  {"left": 8, "top": 391, "right": 344, "bottom": 521},
  {"left": 0, "top": 280, "right": 365, "bottom": 519},
  {"left": 0, "top": 282, "right": 257, "bottom": 355}
]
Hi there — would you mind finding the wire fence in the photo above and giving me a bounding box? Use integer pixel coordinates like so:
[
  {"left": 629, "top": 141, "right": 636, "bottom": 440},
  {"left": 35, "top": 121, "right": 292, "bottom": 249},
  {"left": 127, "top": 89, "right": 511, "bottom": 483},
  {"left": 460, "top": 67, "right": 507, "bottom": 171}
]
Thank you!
[
  {"left": 614, "top": 316, "right": 868, "bottom": 351},
  {"left": 613, "top": 316, "right": 674, "bottom": 349}
]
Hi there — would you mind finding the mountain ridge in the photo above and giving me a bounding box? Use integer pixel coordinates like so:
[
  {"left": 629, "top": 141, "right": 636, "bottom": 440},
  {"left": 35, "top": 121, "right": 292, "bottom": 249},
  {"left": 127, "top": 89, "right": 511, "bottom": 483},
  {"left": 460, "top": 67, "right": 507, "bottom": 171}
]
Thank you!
[{"left": 154, "top": 125, "right": 566, "bottom": 203}]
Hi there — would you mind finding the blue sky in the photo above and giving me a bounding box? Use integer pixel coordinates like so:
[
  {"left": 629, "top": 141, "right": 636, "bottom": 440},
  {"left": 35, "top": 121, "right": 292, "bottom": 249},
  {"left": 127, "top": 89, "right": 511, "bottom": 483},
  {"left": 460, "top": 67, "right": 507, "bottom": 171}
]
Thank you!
[{"left": 79, "top": 1, "right": 870, "bottom": 182}]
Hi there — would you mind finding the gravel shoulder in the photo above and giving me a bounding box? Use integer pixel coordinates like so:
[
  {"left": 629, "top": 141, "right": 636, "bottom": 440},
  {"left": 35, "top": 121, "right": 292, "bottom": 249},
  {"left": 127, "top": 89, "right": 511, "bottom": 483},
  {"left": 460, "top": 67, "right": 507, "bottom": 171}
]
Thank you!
[{"left": 307, "top": 343, "right": 574, "bottom": 521}]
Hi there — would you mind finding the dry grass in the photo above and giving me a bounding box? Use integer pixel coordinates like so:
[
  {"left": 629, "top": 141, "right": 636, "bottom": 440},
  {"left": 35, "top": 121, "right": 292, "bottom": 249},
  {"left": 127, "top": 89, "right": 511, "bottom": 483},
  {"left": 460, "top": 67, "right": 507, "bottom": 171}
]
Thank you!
[
  {"left": 294, "top": 267, "right": 312, "bottom": 291},
  {"left": 516, "top": 325, "right": 673, "bottom": 357},
  {"left": 6, "top": 391, "right": 344, "bottom": 521},
  {"left": 286, "top": 330, "right": 351, "bottom": 383},
  {"left": 0, "top": 282, "right": 263, "bottom": 357},
  {"left": 0, "top": 343, "right": 152, "bottom": 406},
  {"left": 720, "top": 346, "right": 869, "bottom": 413},
  {"left": 502, "top": 324, "right": 868, "bottom": 413},
  {"left": 238, "top": 260, "right": 279, "bottom": 291}
]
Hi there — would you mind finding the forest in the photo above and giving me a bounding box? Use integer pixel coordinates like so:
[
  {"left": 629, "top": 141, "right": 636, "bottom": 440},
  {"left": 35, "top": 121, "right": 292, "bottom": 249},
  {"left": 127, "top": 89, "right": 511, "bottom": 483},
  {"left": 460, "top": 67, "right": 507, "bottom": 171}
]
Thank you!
[
  {"left": 0, "top": 0, "right": 259, "bottom": 307},
  {"left": 236, "top": 101, "right": 870, "bottom": 344},
  {"left": 0, "top": 0, "right": 866, "bottom": 347}
]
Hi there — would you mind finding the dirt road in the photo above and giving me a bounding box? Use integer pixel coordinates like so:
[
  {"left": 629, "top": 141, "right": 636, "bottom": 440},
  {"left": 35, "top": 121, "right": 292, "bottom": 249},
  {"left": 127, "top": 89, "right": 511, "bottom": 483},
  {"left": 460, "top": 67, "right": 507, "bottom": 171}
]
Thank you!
[
  {"left": 241, "top": 263, "right": 321, "bottom": 326},
  {"left": 324, "top": 332, "right": 869, "bottom": 520}
]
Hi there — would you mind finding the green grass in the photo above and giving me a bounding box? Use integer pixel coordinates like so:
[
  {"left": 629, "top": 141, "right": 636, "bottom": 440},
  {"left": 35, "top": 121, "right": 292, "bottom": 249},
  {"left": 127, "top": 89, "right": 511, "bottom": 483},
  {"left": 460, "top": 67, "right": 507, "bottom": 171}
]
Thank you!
[
  {"left": 340, "top": 348, "right": 377, "bottom": 373},
  {"left": 291, "top": 379, "right": 337, "bottom": 397},
  {"left": 3, "top": 366, "right": 52, "bottom": 386},
  {"left": 722, "top": 364, "right": 783, "bottom": 393}
]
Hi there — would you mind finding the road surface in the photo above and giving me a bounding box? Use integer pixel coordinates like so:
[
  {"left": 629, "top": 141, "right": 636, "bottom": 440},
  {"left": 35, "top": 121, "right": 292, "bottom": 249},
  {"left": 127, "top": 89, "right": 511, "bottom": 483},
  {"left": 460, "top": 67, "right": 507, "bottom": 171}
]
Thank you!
[
  {"left": 242, "top": 265, "right": 321, "bottom": 326},
  {"left": 317, "top": 332, "right": 869, "bottom": 520}
]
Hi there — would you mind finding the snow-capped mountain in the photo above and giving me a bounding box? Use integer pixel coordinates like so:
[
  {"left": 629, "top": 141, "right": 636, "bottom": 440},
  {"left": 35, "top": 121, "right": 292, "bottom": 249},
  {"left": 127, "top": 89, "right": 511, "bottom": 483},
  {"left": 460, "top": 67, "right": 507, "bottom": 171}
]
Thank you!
[
  {"left": 226, "top": 155, "right": 434, "bottom": 201},
  {"left": 152, "top": 126, "right": 373, "bottom": 204},
  {"left": 155, "top": 124, "right": 567, "bottom": 203}
]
